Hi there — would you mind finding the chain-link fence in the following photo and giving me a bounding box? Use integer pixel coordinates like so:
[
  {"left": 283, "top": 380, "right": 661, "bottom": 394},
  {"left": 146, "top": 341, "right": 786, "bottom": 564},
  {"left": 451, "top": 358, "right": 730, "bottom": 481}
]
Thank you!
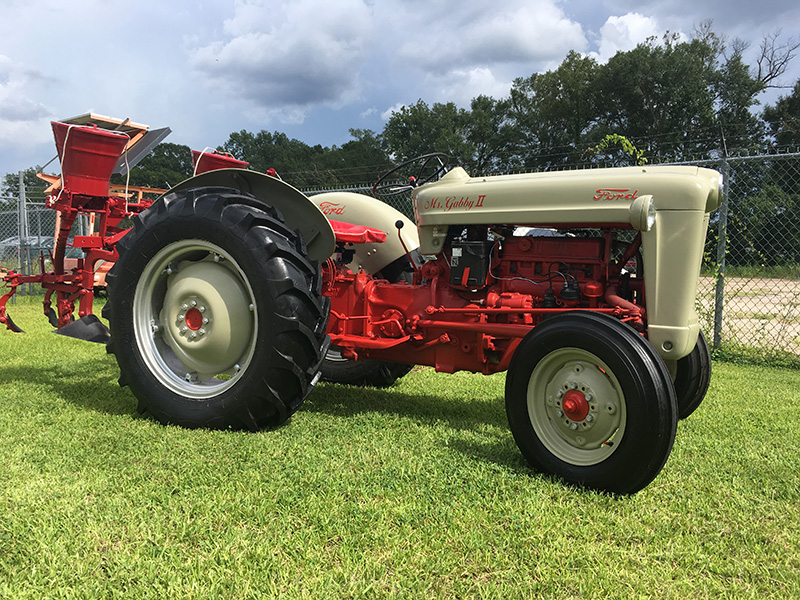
[
  {"left": 699, "top": 154, "right": 800, "bottom": 366},
  {"left": 3, "top": 154, "right": 800, "bottom": 366},
  {"left": 302, "top": 184, "right": 415, "bottom": 219},
  {"left": 1, "top": 203, "right": 53, "bottom": 296}
]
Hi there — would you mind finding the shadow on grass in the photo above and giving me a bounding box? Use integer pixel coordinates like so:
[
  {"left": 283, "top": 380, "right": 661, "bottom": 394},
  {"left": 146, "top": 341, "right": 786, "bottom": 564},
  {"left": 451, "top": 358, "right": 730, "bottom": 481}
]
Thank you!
[
  {"left": 0, "top": 357, "right": 136, "bottom": 418},
  {"left": 306, "top": 379, "right": 506, "bottom": 429},
  {"left": 304, "top": 379, "right": 530, "bottom": 473},
  {"left": 1, "top": 356, "right": 533, "bottom": 475}
]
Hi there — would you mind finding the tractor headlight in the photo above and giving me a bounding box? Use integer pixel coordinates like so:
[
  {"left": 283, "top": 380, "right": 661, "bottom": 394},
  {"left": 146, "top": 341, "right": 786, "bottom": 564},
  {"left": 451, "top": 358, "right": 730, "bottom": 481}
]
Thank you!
[{"left": 629, "top": 194, "right": 656, "bottom": 231}]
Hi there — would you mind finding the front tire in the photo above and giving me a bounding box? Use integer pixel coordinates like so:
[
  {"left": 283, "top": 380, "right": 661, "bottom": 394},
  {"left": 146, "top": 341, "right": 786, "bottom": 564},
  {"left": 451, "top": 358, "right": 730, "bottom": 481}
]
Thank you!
[
  {"left": 672, "top": 330, "right": 711, "bottom": 420},
  {"left": 505, "top": 312, "right": 677, "bottom": 494},
  {"left": 105, "top": 187, "right": 329, "bottom": 430}
]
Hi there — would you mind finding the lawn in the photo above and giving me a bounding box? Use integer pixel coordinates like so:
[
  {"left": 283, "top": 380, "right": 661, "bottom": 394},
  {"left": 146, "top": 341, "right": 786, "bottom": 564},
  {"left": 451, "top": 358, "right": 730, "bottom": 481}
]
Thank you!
[{"left": 1, "top": 295, "right": 799, "bottom": 599}]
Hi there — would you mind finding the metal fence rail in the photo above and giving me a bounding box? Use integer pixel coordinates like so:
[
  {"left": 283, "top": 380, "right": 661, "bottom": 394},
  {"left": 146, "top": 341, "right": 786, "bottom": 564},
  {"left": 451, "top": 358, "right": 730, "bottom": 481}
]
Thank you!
[{"left": 3, "top": 153, "right": 799, "bottom": 366}]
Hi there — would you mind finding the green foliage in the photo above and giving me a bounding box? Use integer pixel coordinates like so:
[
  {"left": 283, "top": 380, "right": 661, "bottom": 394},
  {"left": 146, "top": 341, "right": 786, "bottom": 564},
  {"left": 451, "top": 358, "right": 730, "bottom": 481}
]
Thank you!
[
  {"left": 382, "top": 100, "right": 473, "bottom": 164},
  {"left": 599, "top": 35, "right": 718, "bottom": 159},
  {"left": 117, "top": 142, "right": 193, "bottom": 189},
  {"left": 1, "top": 168, "right": 48, "bottom": 208},
  {"left": 509, "top": 50, "right": 602, "bottom": 169},
  {"left": 736, "top": 184, "right": 800, "bottom": 265},
  {"left": 219, "top": 128, "right": 392, "bottom": 188},
  {"left": 763, "top": 79, "right": 800, "bottom": 148},
  {"left": 381, "top": 97, "right": 520, "bottom": 175},
  {"left": 585, "top": 133, "right": 648, "bottom": 166}
]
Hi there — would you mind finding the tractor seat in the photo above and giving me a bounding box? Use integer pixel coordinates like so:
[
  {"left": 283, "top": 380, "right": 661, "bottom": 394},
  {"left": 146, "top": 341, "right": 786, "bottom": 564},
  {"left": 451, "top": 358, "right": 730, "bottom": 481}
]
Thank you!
[{"left": 329, "top": 220, "right": 387, "bottom": 244}]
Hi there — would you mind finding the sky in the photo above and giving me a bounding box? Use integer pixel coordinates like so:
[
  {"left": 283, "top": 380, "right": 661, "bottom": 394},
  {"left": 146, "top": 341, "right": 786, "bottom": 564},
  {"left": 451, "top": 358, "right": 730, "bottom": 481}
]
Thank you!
[{"left": 1, "top": 0, "right": 799, "bottom": 181}]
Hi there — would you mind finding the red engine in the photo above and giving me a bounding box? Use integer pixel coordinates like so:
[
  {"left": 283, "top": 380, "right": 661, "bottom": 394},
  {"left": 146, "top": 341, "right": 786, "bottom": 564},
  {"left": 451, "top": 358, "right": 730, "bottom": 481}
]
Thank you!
[{"left": 324, "top": 225, "right": 644, "bottom": 375}]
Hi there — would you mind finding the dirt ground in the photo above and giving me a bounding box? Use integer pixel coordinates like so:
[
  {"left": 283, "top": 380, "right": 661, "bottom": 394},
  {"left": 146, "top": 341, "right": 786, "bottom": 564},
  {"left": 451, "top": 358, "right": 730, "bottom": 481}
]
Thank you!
[{"left": 697, "top": 276, "right": 800, "bottom": 357}]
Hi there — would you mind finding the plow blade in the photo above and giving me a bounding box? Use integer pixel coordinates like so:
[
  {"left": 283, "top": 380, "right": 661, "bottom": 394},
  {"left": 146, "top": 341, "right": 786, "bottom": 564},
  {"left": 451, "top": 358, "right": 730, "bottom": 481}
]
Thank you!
[
  {"left": 3, "top": 313, "right": 24, "bottom": 333},
  {"left": 45, "top": 307, "right": 60, "bottom": 328},
  {"left": 53, "top": 314, "right": 110, "bottom": 343}
]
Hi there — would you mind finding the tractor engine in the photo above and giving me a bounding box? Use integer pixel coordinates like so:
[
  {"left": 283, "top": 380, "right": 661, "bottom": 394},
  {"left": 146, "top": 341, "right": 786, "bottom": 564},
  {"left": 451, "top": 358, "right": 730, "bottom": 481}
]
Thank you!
[{"left": 324, "top": 224, "right": 642, "bottom": 375}]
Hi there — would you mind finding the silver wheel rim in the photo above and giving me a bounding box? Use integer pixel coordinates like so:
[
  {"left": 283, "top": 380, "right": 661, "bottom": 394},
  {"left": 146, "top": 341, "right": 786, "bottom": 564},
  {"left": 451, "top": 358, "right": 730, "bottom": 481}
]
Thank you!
[
  {"left": 527, "top": 347, "right": 627, "bottom": 466},
  {"left": 325, "top": 347, "right": 350, "bottom": 363},
  {"left": 133, "top": 239, "right": 257, "bottom": 399}
]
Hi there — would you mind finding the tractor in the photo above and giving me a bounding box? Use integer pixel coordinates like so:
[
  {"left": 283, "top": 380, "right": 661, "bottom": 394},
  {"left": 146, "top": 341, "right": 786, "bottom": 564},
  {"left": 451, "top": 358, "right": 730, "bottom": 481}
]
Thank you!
[{"left": 1, "top": 117, "right": 721, "bottom": 494}]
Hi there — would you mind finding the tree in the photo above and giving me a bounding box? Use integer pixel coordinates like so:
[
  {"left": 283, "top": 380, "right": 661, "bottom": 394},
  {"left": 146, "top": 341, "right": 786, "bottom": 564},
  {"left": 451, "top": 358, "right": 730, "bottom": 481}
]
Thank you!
[
  {"left": 121, "top": 142, "right": 193, "bottom": 189},
  {"left": 219, "top": 128, "right": 394, "bottom": 188},
  {"left": 1, "top": 167, "right": 47, "bottom": 208},
  {"left": 762, "top": 79, "right": 800, "bottom": 148},
  {"left": 382, "top": 100, "right": 475, "bottom": 166},
  {"left": 219, "top": 130, "right": 328, "bottom": 187},
  {"left": 382, "top": 98, "right": 523, "bottom": 175},
  {"left": 315, "top": 129, "right": 393, "bottom": 185},
  {"left": 754, "top": 31, "right": 800, "bottom": 89},
  {"left": 597, "top": 34, "right": 718, "bottom": 161},
  {"left": 509, "top": 50, "right": 601, "bottom": 169},
  {"left": 464, "top": 95, "right": 520, "bottom": 174},
  {"left": 712, "top": 45, "right": 766, "bottom": 152},
  {"left": 503, "top": 24, "right": 778, "bottom": 166},
  {"left": 734, "top": 185, "right": 800, "bottom": 266}
]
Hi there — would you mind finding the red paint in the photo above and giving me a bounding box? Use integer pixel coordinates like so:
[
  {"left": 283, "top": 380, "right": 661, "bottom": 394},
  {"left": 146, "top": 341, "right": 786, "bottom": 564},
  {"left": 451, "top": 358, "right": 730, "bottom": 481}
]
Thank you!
[
  {"left": 318, "top": 201, "right": 346, "bottom": 216},
  {"left": 562, "top": 390, "right": 589, "bottom": 421},
  {"left": 185, "top": 308, "right": 203, "bottom": 331},
  {"left": 322, "top": 231, "right": 645, "bottom": 376},
  {"left": 593, "top": 188, "right": 639, "bottom": 201}
]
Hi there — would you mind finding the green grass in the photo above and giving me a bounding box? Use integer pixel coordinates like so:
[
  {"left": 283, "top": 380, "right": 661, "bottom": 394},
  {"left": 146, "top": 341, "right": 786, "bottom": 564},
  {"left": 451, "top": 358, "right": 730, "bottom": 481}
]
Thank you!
[{"left": 1, "top": 295, "right": 799, "bottom": 598}]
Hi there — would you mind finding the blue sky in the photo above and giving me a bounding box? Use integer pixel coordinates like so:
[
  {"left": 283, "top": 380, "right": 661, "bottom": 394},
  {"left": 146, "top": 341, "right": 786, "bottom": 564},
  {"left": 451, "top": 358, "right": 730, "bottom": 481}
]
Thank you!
[{"left": 1, "top": 0, "right": 798, "bottom": 180}]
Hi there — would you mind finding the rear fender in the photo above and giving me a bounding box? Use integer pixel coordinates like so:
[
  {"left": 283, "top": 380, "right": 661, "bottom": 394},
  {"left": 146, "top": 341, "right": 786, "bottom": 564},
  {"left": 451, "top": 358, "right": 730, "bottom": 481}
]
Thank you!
[
  {"left": 309, "top": 191, "right": 420, "bottom": 274},
  {"left": 164, "top": 169, "right": 335, "bottom": 262}
]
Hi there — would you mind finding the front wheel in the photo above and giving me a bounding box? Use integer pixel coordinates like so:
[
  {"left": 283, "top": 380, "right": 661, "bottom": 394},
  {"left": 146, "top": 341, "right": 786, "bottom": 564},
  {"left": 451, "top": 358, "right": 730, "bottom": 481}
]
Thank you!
[
  {"left": 105, "top": 187, "right": 329, "bottom": 430},
  {"left": 505, "top": 312, "right": 677, "bottom": 494}
]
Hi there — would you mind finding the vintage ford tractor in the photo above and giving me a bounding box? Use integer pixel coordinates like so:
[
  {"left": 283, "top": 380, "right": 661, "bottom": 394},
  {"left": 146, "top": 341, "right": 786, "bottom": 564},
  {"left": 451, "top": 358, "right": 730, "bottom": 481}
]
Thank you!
[{"left": 1, "top": 122, "right": 721, "bottom": 494}]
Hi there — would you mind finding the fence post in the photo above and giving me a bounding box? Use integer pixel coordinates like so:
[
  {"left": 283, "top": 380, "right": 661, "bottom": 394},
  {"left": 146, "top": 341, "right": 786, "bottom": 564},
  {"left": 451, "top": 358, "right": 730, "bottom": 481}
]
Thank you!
[
  {"left": 713, "top": 159, "right": 730, "bottom": 348},
  {"left": 17, "top": 171, "right": 31, "bottom": 294}
]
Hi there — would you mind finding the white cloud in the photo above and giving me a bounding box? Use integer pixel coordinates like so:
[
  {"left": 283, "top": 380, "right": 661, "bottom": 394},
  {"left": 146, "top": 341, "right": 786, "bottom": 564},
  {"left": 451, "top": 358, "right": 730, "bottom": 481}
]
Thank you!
[
  {"left": 188, "top": 0, "right": 376, "bottom": 123},
  {"left": 427, "top": 67, "right": 512, "bottom": 106},
  {"left": 0, "top": 55, "right": 54, "bottom": 147},
  {"left": 397, "top": 0, "right": 587, "bottom": 71},
  {"left": 381, "top": 103, "right": 406, "bottom": 121},
  {"left": 590, "top": 13, "right": 663, "bottom": 62}
]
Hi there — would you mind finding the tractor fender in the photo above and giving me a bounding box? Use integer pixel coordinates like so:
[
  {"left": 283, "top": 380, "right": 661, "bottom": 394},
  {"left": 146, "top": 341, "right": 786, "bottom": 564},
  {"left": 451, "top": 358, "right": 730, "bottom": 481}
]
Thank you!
[
  {"left": 163, "top": 169, "right": 335, "bottom": 263},
  {"left": 309, "top": 191, "right": 420, "bottom": 274}
]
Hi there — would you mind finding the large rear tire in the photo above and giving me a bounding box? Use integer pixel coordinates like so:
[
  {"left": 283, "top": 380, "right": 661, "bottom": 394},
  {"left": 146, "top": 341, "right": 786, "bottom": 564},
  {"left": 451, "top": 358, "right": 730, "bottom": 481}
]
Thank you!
[
  {"left": 321, "top": 348, "right": 413, "bottom": 387},
  {"left": 105, "top": 187, "right": 329, "bottom": 430},
  {"left": 505, "top": 312, "right": 677, "bottom": 494}
]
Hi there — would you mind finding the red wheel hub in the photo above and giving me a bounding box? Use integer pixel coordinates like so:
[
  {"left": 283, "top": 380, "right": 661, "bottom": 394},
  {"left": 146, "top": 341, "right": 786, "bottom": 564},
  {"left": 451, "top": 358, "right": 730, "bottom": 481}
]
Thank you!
[
  {"left": 185, "top": 307, "right": 204, "bottom": 331},
  {"left": 562, "top": 390, "right": 589, "bottom": 421}
]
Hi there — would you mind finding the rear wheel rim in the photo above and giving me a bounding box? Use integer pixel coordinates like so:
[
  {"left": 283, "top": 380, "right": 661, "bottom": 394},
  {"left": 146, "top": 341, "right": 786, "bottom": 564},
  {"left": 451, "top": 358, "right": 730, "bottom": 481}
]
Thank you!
[
  {"left": 527, "top": 347, "right": 627, "bottom": 466},
  {"left": 133, "top": 239, "right": 257, "bottom": 399}
]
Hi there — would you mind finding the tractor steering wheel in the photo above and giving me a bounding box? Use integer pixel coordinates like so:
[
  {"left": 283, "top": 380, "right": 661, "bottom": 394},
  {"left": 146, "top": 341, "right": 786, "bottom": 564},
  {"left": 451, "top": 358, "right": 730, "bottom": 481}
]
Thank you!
[{"left": 372, "top": 152, "right": 450, "bottom": 196}]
